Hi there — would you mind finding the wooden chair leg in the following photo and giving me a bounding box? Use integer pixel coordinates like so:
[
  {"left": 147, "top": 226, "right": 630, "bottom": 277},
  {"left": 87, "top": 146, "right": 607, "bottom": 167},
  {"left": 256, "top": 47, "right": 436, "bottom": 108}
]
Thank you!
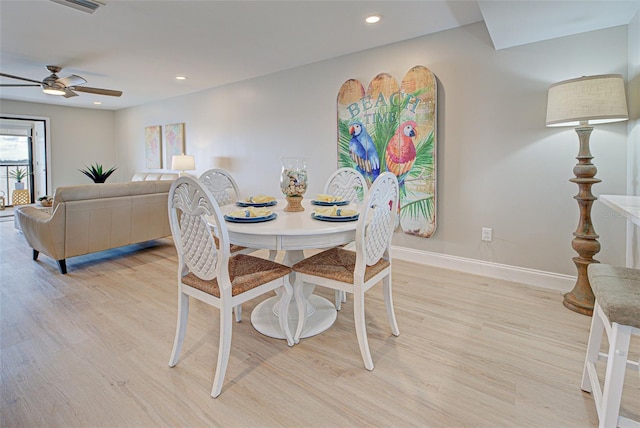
[
  {"left": 382, "top": 274, "right": 399, "bottom": 336},
  {"left": 600, "top": 323, "right": 632, "bottom": 428},
  {"left": 169, "top": 292, "right": 189, "bottom": 367},
  {"left": 211, "top": 304, "right": 233, "bottom": 398},
  {"left": 581, "top": 302, "right": 604, "bottom": 392},
  {"left": 353, "top": 289, "right": 373, "bottom": 370},
  {"left": 293, "top": 278, "right": 306, "bottom": 344},
  {"left": 278, "top": 280, "right": 294, "bottom": 347}
]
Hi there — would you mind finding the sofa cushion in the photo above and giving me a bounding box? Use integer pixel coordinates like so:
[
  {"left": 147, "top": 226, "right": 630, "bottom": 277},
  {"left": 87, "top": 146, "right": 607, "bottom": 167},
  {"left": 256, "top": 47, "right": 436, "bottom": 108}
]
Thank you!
[{"left": 54, "top": 181, "right": 173, "bottom": 204}]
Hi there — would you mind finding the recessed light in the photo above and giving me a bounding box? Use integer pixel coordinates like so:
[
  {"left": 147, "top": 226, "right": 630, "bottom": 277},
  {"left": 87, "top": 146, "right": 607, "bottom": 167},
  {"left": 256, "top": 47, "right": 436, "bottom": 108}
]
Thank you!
[
  {"left": 175, "top": 75, "right": 187, "bottom": 80},
  {"left": 93, "top": 101, "right": 102, "bottom": 105},
  {"left": 365, "top": 14, "right": 381, "bottom": 24}
]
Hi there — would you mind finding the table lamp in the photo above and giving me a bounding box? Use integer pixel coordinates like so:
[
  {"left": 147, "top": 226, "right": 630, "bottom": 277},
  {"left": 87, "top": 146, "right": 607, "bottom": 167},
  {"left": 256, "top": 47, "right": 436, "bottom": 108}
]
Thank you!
[
  {"left": 171, "top": 154, "right": 195, "bottom": 177},
  {"left": 545, "top": 74, "right": 629, "bottom": 315}
]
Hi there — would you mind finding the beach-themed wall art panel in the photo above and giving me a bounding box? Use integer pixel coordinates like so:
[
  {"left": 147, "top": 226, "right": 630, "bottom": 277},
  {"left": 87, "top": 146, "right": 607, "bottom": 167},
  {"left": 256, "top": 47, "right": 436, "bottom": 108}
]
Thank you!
[
  {"left": 164, "top": 122, "right": 185, "bottom": 164},
  {"left": 144, "top": 125, "right": 162, "bottom": 169},
  {"left": 337, "top": 65, "right": 437, "bottom": 238}
]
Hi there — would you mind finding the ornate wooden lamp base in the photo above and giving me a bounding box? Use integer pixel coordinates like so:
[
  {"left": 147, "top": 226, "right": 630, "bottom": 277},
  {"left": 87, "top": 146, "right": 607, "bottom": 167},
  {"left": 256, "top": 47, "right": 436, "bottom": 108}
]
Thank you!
[
  {"left": 284, "top": 196, "right": 304, "bottom": 212},
  {"left": 563, "top": 125, "right": 600, "bottom": 316}
]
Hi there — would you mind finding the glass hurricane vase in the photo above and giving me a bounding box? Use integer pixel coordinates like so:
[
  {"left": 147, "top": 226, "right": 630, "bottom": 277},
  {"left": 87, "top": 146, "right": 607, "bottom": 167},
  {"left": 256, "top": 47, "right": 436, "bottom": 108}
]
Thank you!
[{"left": 280, "top": 157, "right": 308, "bottom": 212}]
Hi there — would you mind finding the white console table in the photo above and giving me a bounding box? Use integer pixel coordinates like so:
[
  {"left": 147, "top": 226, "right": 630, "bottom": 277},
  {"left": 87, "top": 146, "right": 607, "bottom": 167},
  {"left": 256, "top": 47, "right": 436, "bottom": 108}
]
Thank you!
[{"left": 599, "top": 195, "right": 640, "bottom": 267}]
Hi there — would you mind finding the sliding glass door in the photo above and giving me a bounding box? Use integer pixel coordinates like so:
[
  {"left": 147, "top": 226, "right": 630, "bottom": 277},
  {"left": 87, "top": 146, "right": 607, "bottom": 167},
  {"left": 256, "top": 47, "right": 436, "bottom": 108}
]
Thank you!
[{"left": 0, "top": 118, "right": 48, "bottom": 206}]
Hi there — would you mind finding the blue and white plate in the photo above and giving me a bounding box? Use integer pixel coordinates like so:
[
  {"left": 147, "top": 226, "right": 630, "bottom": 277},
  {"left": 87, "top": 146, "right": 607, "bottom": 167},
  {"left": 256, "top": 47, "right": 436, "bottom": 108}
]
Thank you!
[
  {"left": 311, "top": 199, "right": 350, "bottom": 207},
  {"left": 225, "top": 213, "right": 277, "bottom": 223},
  {"left": 311, "top": 213, "right": 359, "bottom": 222},
  {"left": 236, "top": 200, "right": 277, "bottom": 208}
]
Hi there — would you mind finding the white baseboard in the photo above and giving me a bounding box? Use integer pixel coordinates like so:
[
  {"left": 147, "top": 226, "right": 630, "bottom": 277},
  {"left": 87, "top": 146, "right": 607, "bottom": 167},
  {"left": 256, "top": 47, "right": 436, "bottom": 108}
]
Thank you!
[{"left": 391, "top": 246, "right": 576, "bottom": 293}]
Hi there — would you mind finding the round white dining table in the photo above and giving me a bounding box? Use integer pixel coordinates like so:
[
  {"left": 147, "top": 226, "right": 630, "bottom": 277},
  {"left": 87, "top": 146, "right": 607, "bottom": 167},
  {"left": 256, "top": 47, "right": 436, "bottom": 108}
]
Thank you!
[{"left": 218, "top": 199, "right": 358, "bottom": 339}]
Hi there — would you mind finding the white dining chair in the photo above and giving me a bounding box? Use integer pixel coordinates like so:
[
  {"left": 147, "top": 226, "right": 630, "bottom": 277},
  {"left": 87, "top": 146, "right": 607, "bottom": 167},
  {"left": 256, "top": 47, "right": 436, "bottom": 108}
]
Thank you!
[
  {"left": 199, "top": 168, "right": 241, "bottom": 206},
  {"left": 167, "top": 177, "right": 294, "bottom": 398},
  {"left": 323, "top": 167, "right": 368, "bottom": 310},
  {"left": 323, "top": 167, "right": 368, "bottom": 204},
  {"left": 292, "top": 172, "right": 400, "bottom": 370},
  {"left": 199, "top": 168, "right": 277, "bottom": 321}
]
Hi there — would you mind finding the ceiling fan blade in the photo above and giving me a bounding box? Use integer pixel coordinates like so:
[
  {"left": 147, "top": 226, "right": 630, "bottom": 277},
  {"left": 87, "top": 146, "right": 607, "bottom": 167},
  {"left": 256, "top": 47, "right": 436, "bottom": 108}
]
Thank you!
[
  {"left": 0, "top": 83, "right": 41, "bottom": 87},
  {"left": 0, "top": 72, "right": 43, "bottom": 85},
  {"left": 57, "top": 74, "right": 86, "bottom": 87},
  {"left": 71, "top": 86, "right": 122, "bottom": 97},
  {"left": 63, "top": 88, "right": 78, "bottom": 98}
]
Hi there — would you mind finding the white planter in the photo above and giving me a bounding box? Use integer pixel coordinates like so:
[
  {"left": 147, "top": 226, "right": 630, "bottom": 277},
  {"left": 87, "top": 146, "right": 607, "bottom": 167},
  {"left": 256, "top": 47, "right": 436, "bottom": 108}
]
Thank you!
[{"left": 14, "top": 182, "right": 25, "bottom": 190}]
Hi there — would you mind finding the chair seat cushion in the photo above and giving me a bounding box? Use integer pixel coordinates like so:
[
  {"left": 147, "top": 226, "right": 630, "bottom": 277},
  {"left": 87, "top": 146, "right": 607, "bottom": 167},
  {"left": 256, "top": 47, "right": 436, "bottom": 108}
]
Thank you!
[
  {"left": 182, "top": 254, "right": 291, "bottom": 297},
  {"left": 292, "top": 247, "right": 389, "bottom": 283},
  {"left": 588, "top": 264, "right": 640, "bottom": 329}
]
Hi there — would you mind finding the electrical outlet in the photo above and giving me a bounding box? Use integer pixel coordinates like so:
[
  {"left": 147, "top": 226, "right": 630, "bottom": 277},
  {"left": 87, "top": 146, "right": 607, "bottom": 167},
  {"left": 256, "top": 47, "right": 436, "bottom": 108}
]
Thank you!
[{"left": 482, "top": 227, "right": 492, "bottom": 242}]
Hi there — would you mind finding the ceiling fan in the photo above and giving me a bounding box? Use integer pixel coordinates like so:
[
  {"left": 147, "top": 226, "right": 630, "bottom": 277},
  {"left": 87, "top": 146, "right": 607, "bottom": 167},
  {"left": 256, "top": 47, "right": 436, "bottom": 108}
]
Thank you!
[{"left": 0, "top": 65, "right": 122, "bottom": 98}]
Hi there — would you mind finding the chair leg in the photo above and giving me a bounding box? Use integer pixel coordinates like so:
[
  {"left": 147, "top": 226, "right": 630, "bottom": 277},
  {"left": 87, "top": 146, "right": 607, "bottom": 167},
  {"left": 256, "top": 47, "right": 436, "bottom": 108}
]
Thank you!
[
  {"left": 169, "top": 291, "right": 189, "bottom": 367},
  {"left": 382, "top": 274, "right": 399, "bottom": 336},
  {"left": 233, "top": 305, "right": 242, "bottom": 323},
  {"left": 353, "top": 289, "right": 374, "bottom": 370},
  {"left": 32, "top": 249, "right": 39, "bottom": 260},
  {"left": 57, "top": 259, "right": 67, "bottom": 274},
  {"left": 293, "top": 277, "right": 306, "bottom": 344},
  {"left": 600, "top": 323, "right": 632, "bottom": 428},
  {"left": 581, "top": 302, "right": 604, "bottom": 392},
  {"left": 211, "top": 303, "right": 233, "bottom": 398},
  {"left": 335, "top": 290, "right": 342, "bottom": 311},
  {"left": 278, "top": 279, "right": 294, "bottom": 347}
]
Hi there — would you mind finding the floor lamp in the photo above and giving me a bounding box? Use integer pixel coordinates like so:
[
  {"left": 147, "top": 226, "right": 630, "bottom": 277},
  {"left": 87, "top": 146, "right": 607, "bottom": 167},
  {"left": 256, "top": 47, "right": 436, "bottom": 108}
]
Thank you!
[{"left": 545, "top": 74, "right": 629, "bottom": 316}]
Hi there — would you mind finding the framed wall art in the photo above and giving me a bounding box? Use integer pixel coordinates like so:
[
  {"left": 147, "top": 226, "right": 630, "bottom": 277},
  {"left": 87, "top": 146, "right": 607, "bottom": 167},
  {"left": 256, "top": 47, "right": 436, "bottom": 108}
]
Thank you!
[
  {"left": 337, "top": 65, "right": 437, "bottom": 238},
  {"left": 144, "top": 125, "right": 162, "bottom": 169},
  {"left": 164, "top": 122, "right": 185, "bottom": 163}
]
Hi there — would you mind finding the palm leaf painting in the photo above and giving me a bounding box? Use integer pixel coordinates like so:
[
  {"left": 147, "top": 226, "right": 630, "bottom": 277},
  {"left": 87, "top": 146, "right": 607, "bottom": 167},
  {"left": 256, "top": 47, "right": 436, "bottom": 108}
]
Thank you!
[{"left": 337, "top": 65, "right": 437, "bottom": 237}]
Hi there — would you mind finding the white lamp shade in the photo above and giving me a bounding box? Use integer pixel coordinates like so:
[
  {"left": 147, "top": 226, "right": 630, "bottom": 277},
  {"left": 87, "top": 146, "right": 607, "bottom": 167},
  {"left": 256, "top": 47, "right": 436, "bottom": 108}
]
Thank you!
[
  {"left": 171, "top": 154, "right": 195, "bottom": 171},
  {"left": 545, "top": 74, "right": 629, "bottom": 127}
]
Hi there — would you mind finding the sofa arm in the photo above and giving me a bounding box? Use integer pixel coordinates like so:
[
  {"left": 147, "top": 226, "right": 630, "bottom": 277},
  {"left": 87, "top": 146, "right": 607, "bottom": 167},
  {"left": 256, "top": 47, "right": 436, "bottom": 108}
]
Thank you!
[{"left": 15, "top": 205, "right": 66, "bottom": 262}]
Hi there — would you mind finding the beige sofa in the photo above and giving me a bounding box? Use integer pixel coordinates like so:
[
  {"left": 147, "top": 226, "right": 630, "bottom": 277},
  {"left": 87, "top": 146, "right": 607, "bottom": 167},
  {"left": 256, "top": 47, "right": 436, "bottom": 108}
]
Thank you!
[
  {"left": 15, "top": 180, "right": 174, "bottom": 274},
  {"left": 131, "top": 172, "right": 178, "bottom": 181}
]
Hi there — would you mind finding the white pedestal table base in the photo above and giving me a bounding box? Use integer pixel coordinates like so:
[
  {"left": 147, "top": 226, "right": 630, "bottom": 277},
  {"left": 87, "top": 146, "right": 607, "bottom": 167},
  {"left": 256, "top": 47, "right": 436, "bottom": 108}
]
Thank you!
[{"left": 251, "top": 294, "right": 337, "bottom": 340}]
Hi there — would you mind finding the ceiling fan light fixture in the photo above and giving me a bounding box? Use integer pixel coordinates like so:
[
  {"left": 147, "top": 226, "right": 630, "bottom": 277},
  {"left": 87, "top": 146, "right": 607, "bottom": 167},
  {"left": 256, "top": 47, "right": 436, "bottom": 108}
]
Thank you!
[{"left": 42, "top": 86, "right": 66, "bottom": 96}]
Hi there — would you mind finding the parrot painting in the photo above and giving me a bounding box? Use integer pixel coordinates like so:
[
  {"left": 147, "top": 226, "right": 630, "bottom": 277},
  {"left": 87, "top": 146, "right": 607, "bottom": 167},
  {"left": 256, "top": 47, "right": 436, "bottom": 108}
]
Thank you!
[
  {"left": 348, "top": 121, "right": 380, "bottom": 184},
  {"left": 385, "top": 120, "right": 418, "bottom": 189}
]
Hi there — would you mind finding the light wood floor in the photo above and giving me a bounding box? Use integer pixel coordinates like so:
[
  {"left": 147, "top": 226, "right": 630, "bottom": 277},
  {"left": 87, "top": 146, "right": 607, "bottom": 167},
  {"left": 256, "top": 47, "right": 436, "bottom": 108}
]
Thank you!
[{"left": 1, "top": 220, "right": 638, "bottom": 427}]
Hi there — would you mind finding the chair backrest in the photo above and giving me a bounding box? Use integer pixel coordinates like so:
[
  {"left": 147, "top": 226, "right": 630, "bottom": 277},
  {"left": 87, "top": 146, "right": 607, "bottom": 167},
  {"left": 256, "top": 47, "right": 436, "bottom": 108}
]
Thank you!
[
  {"left": 199, "top": 169, "right": 240, "bottom": 206},
  {"left": 323, "top": 167, "right": 368, "bottom": 203},
  {"left": 168, "top": 177, "right": 230, "bottom": 283},
  {"left": 355, "top": 172, "right": 399, "bottom": 271}
]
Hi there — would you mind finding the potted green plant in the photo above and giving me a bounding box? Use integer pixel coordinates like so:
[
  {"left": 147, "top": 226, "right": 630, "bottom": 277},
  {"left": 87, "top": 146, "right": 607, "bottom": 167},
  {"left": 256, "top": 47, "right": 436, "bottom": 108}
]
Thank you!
[
  {"left": 79, "top": 163, "right": 117, "bottom": 183},
  {"left": 9, "top": 167, "right": 27, "bottom": 189}
]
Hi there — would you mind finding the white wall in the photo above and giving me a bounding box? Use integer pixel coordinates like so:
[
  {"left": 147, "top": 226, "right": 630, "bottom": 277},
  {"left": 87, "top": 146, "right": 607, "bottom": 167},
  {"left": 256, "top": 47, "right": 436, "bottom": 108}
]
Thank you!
[
  {"left": 625, "top": 8, "right": 640, "bottom": 267},
  {"left": 0, "top": 22, "right": 630, "bottom": 279},
  {"left": 114, "top": 22, "right": 629, "bottom": 277},
  {"left": 0, "top": 100, "right": 116, "bottom": 188}
]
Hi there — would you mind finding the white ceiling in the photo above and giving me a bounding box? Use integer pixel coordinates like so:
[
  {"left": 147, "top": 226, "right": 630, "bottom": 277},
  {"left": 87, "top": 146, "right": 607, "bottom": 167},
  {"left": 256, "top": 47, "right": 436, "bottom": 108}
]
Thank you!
[{"left": 1, "top": 0, "right": 638, "bottom": 111}]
